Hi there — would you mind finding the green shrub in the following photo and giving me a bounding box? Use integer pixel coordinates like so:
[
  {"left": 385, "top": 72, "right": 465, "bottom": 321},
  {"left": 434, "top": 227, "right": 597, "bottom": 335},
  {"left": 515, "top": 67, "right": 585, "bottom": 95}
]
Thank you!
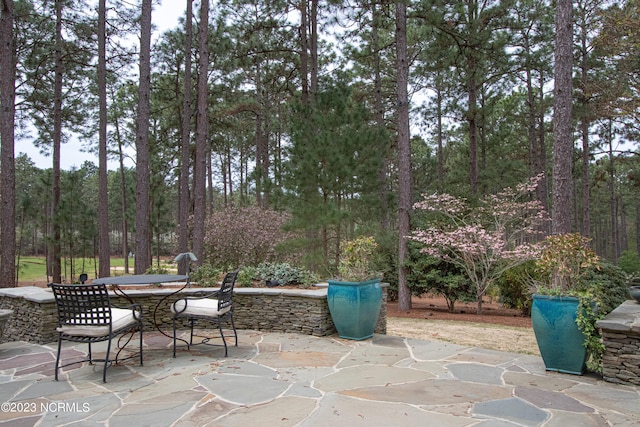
[
  {"left": 495, "top": 260, "right": 538, "bottom": 316},
  {"left": 576, "top": 262, "right": 629, "bottom": 373},
  {"left": 190, "top": 264, "right": 223, "bottom": 287},
  {"left": 406, "top": 241, "right": 474, "bottom": 312},
  {"left": 578, "top": 262, "right": 628, "bottom": 315},
  {"left": 618, "top": 250, "right": 640, "bottom": 274},
  {"left": 237, "top": 266, "right": 257, "bottom": 287},
  {"left": 372, "top": 231, "right": 399, "bottom": 297},
  {"left": 254, "top": 262, "right": 318, "bottom": 288},
  {"left": 145, "top": 265, "right": 169, "bottom": 275}
]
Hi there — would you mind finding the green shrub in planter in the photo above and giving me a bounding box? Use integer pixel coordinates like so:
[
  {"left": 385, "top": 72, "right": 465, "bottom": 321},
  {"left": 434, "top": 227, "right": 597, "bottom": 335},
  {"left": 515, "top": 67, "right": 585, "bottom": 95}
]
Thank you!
[
  {"left": 255, "top": 262, "right": 318, "bottom": 288},
  {"left": 237, "top": 266, "right": 257, "bottom": 287},
  {"left": 532, "top": 234, "right": 629, "bottom": 373},
  {"left": 190, "top": 264, "right": 223, "bottom": 287}
]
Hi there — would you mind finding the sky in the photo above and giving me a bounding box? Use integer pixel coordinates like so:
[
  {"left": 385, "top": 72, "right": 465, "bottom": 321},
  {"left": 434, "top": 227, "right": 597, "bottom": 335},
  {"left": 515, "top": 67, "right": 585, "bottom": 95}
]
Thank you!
[{"left": 16, "top": 1, "right": 181, "bottom": 170}]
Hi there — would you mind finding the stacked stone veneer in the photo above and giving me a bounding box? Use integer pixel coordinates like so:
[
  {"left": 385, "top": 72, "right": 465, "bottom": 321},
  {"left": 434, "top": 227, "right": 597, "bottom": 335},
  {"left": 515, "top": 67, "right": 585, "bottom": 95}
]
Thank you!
[
  {"left": 0, "top": 284, "right": 387, "bottom": 344},
  {"left": 596, "top": 300, "right": 640, "bottom": 386}
]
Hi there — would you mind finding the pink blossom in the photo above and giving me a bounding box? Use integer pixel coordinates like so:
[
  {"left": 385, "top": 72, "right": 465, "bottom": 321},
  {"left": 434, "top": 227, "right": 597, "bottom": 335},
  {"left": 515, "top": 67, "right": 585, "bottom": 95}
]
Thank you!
[{"left": 409, "top": 175, "right": 549, "bottom": 314}]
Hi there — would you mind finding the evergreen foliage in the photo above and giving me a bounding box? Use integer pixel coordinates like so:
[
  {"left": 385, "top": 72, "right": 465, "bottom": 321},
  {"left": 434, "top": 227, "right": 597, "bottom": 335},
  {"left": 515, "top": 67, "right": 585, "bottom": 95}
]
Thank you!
[
  {"left": 284, "top": 78, "right": 386, "bottom": 272},
  {"left": 4, "top": 0, "right": 639, "bottom": 290}
]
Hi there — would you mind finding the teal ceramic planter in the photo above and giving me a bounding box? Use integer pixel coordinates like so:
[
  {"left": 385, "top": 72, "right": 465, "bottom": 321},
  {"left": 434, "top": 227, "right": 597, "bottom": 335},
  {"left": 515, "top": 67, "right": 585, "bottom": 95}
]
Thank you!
[
  {"left": 327, "top": 278, "right": 382, "bottom": 340},
  {"left": 531, "top": 295, "right": 588, "bottom": 375}
]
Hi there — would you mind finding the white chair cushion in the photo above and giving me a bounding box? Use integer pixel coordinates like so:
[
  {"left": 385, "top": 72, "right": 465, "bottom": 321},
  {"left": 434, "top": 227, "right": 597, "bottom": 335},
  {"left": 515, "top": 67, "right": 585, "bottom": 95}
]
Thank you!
[
  {"left": 57, "top": 308, "right": 139, "bottom": 338},
  {"left": 171, "top": 298, "right": 230, "bottom": 317}
]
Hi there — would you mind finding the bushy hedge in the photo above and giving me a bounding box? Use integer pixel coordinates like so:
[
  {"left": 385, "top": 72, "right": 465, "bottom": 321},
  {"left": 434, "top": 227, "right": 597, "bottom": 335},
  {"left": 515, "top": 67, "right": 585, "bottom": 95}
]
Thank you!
[
  {"left": 577, "top": 262, "right": 629, "bottom": 315},
  {"left": 190, "top": 264, "right": 223, "bottom": 287},
  {"left": 254, "top": 262, "right": 319, "bottom": 288},
  {"left": 203, "top": 206, "right": 298, "bottom": 269},
  {"left": 495, "top": 260, "right": 538, "bottom": 316}
]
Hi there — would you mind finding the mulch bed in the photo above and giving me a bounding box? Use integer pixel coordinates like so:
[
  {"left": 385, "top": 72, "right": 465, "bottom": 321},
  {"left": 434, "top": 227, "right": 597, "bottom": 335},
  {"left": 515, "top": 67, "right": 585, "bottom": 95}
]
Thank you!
[{"left": 388, "top": 294, "right": 532, "bottom": 328}]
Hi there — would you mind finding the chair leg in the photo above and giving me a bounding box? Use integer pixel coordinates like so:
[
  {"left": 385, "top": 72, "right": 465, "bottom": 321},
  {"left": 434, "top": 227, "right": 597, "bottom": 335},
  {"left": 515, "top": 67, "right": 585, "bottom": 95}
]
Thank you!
[
  {"left": 230, "top": 313, "right": 238, "bottom": 347},
  {"left": 139, "top": 325, "right": 144, "bottom": 366},
  {"left": 218, "top": 319, "right": 228, "bottom": 357},
  {"left": 189, "top": 318, "right": 195, "bottom": 345},
  {"left": 173, "top": 317, "right": 177, "bottom": 358},
  {"left": 87, "top": 342, "right": 93, "bottom": 365},
  {"left": 103, "top": 337, "right": 112, "bottom": 383},
  {"left": 54, "top": 336, "right": 62, "bottom": 381}
]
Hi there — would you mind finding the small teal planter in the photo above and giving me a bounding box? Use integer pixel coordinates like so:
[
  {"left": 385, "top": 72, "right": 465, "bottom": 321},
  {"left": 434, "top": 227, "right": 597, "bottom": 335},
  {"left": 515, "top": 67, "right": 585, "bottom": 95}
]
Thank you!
[
  {"left": 531, "top": 295, "right": 588, "bottom": 375},
  {"left": 327, "top": 278, "right": 382, "bottom": 340}
]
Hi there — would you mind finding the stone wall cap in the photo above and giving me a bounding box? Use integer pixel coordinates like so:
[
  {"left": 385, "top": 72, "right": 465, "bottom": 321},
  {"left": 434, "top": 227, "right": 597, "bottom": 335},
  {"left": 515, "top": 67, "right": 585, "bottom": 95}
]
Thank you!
[
  {"left": 597, "top": 300, "right": 640, "bottom": 333},
  {"left": 314, "top": 281, "right": 390, "bottom": 288},
  {"left": 0, "top": 286, "right": 54, "bottom": 303},
  {"left": 234, "top": 287, "right": 327, "bottom": 298}
]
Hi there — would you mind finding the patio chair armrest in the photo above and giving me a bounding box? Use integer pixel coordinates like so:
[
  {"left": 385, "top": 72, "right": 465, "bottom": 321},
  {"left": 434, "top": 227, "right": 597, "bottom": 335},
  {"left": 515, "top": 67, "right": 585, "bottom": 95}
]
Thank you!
[
  {"left": 189, "top": 289, "right": 221, "bottom": 299},
  {"left": 111, "top": 303, "right": 143, "bottom": 321},
  {"left": 171, "top": 292, "right": 220, "bottom": 316}
]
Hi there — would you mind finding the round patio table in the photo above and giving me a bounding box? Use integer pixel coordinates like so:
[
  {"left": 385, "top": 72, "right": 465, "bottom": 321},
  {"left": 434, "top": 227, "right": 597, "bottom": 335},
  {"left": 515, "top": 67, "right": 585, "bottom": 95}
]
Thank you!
[
  {"left": 93, "top": 274, "right": 190, "bottom": 342},
  {"left": 92, "top": 274, "right": 189, "bottom": 286}
]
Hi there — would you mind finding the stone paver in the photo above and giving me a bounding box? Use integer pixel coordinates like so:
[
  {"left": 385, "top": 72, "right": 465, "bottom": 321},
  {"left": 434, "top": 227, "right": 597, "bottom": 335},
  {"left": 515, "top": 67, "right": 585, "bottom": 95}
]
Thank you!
[{"left": 0, "top": 330, "right": 639, "bottom": 426}]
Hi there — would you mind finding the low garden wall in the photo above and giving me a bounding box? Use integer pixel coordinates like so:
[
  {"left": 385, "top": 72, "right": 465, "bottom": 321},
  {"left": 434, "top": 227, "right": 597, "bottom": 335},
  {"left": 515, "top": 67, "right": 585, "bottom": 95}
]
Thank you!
[
  {"left": 0, "top": 284, "right": 388, "bottom": 345},
  {"left": 596, "top": 300, "right": 640, "bottom": 386}
]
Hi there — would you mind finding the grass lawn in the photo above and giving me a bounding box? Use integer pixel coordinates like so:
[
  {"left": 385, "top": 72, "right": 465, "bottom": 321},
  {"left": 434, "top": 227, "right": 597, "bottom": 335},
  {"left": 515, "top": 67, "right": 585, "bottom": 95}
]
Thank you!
[{"left": 16, "top": 256, "right": 178, "bottom": 284}]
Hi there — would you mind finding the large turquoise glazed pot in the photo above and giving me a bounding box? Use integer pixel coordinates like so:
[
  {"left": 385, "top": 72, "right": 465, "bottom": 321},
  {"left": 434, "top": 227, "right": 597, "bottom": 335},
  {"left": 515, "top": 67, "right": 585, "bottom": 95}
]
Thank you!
[
  {"left": 531, "top": 295, "right": 588, "bottom": 375},
  {"left": 327, "top": 278, "right": 382, "bottom": 340}
]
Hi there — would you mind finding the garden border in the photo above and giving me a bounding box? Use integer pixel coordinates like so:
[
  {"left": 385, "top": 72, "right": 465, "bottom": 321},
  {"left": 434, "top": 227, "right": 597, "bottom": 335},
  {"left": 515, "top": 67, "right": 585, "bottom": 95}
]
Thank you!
[{"left": 0, "top": 285, "right": 388, "bottom": 344}]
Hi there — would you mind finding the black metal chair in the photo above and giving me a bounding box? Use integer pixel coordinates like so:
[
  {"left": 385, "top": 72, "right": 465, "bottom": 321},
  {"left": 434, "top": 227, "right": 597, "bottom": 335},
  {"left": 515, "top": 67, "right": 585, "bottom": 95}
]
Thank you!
[
  {"left": 171, "top": 270, "right": 238, "bottom": 357},
  {"left": 48, "top": 283, "right": 143, "bottom": 383}
]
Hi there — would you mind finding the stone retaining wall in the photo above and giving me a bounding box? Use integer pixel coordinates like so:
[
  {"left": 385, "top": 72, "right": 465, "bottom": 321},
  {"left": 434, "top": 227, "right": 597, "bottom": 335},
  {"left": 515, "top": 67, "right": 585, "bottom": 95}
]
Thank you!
[
  {"left": 0, "top": 290, "right": 58, "bottom": 344},
  {"left": 596, "top": 300, "right": 640, "bottom": 386},
  {"left": 0, "top": 285, "right": 388, "bottom": 344}
]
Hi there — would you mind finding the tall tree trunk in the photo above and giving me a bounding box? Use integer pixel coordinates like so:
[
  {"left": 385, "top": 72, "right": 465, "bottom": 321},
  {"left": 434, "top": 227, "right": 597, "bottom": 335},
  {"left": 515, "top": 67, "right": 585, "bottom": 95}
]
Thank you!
[
  {"left": 551, "top": 0, "right": 573, "bottom": 235},
  {"left": 536, "top": 67, "right": 549, "bottom": 230},
  {"left": 207, "top": 146, "right": 214, "bottom": 212},
  {"left": 436, "top": 76, "right": 445, "bottom": 191},
  {"left": 526, "top": 67, "right": 537, "bottom": 175},
  {"left": 117, "top": 136, "right": 129, "bottom": 274},
  {"left": 396, "top": 1, "right": 412, "bottom": 312},
  {"left": 178, "top": 0, "right": 193, "bottom": 275},
  {"left": 255, "top": 62, "right": 268, "bottom": 208},
  {"left": 135, "top": 0, "right": 152, "bottom": 274},
  {"left": 581, "top": 119, "right": 590, "bottom": 237},
  {"left": 97, "top": 0, "right": 110, "bottom": 278},
  {"left": 372, "top": 2, "right": 389, "bottom": 230},
  {"left": 608, "top": 126, "right": 618, "bottom": 262},
  {"left": 636, "top": 205, "right": 640, "bottom": 256},
  {"left": 467, "top": 67, "right": 479, "bottom": 195},
  {"left": 0, "top": 0, "right": 16, "bottom": 287},
  {"left": 110, "top": 86, "right": 129, "bottom": 273},
  {"left": 578, "top": 6, "right": 591, "bottom": 238},
  {"left": 299, "top": 1, "right": 309, "bottom": 106},
  {"left": 310, "top": 0, "right": 318, "bottom": 98},
  {"left": 51, "top": 0, "right": 63, "bottom": 283},
  {"left": 192, "top": 0, "right": 209, "bottom": 265}
]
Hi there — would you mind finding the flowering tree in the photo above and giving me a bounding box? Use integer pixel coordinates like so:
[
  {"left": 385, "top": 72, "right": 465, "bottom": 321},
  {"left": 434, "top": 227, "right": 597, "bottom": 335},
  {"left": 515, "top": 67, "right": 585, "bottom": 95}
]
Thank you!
[{"left": 410, "top": 175, "right": 548, "bottom": 315}]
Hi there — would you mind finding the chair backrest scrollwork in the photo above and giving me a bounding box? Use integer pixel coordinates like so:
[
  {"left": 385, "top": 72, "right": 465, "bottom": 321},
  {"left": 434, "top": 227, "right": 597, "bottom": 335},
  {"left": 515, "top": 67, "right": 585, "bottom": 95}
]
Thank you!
[
  {"left": 218, "top": 271, "right": 238, "bottom": 312},
  {"left": 48, "top": 283, "right": 112, "bottom": 327}
]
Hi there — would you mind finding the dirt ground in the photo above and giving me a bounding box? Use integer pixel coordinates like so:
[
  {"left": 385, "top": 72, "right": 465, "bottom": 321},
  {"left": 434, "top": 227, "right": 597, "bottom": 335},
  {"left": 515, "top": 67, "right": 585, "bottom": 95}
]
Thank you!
[
  {"left": 387, "top": 294, "right": 540, "bottom": 355},
  {"left": 387, "top": 294, "right": 531, "bottom": 327}
]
